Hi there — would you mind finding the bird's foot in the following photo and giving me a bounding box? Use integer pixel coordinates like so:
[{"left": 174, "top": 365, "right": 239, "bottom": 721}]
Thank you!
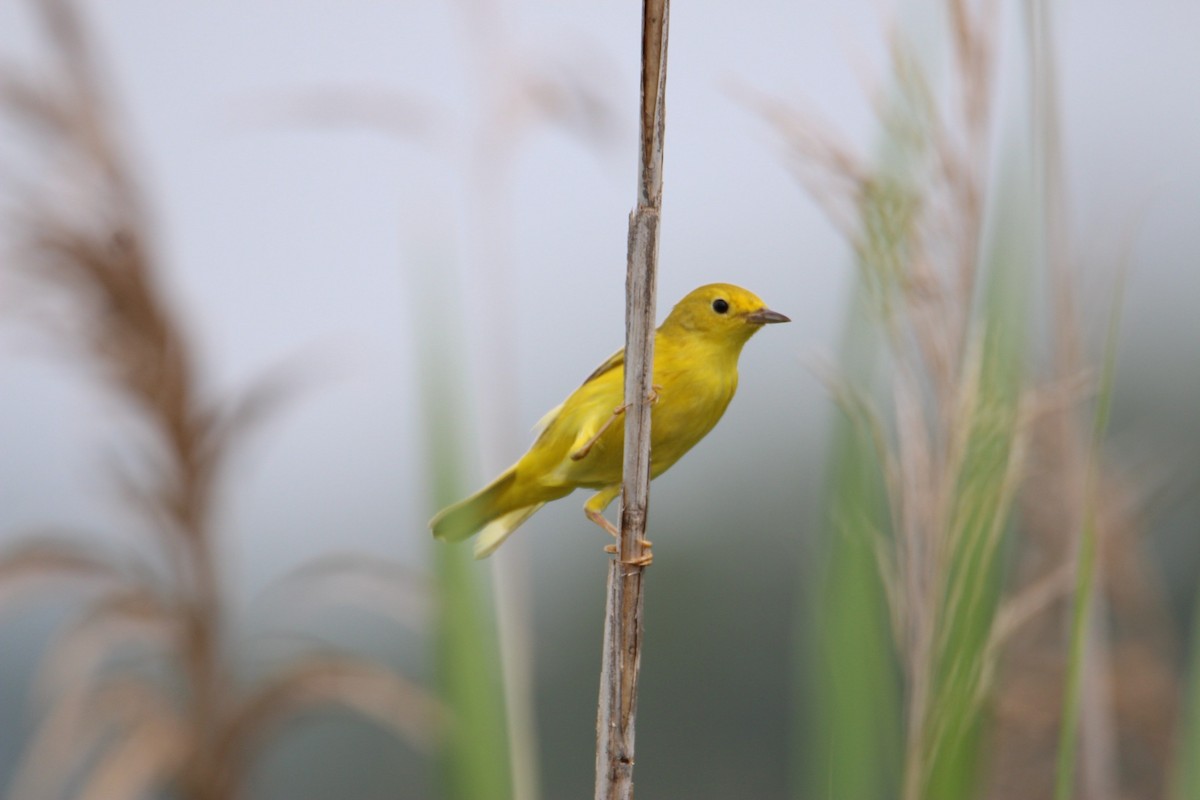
[
  {"left": 604, "top": 537, "right": 653, "bottom": 567},
  {"left": 589, "top": 507, "right": 652, "bottom": 566},
  {"left": 586, "top": 507, "right": 620, "bottom": 538},
  {"left": 624, "top": 551, "right": 654, "bottom": 567}
]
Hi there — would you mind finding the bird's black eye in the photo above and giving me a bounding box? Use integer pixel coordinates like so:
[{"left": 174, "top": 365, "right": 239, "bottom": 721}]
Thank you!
[{"left": 712, "top": 298, "right": 729, "bottom": 314}]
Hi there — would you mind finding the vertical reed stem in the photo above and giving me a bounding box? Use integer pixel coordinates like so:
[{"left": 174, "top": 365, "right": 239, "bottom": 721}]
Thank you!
[{"left": 594, "top": 2, "right": 669, "bottom": 799}]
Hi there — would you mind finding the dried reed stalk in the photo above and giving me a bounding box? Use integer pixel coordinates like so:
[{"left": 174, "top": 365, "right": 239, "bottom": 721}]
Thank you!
[{"left": 594, "top": 2, "right": 668, "bottom": 798}]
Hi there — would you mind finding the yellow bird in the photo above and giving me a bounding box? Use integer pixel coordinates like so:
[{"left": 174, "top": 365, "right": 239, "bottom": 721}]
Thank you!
[{"left": 430, "top": 283, "right": 789, "bottom": 563}]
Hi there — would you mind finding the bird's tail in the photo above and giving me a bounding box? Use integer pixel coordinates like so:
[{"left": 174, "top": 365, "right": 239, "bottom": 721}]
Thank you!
[
  {"left": 430, "top": 468, "right": 546, "bottom": 557},
  {"left": 473, "top": 502, "right": 545, "bottom": 558}
]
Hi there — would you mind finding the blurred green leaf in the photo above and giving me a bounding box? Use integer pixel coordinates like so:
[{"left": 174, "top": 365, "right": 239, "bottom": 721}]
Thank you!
[
  {"left": 416, "top": 263, "right": 513, "bottom": 800},
  {"left": 1174, "top": 588, "right": 1200, "bottom": 800},
  {"left": 799, "top": 284, "right": 902, "bottom": 800},
  {"left": 922, "top": 218, "right": 1028, "bottom": 799},
  {"left": 1053, "top": 269, "right": 1124, "bottom": 800}
]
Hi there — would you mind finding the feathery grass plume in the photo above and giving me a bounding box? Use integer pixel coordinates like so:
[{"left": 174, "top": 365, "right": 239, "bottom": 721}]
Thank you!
[
  {"left": 922, "top": 204, "right": 1028, "bottom": 799},
  {"left": 982, "top": 3, "right": 1180, "bottom": 798},
  {"left": 0, "top": 2, "right": 436, "bottom": 798},
  {"left": 759, "top": 1, "right": 1180, "bottom": 795},
  {"left": 751, "top": 2, "right": 1040, "bottom": 797}
]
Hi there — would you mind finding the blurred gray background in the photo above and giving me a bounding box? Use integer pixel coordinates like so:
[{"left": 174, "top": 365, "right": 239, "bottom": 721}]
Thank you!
[{"left": 1, "top": 1, "right": 1197, "bottom": 798}]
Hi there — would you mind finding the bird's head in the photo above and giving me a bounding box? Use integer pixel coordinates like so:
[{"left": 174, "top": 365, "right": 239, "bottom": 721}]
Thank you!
[{"left": 660, "top": 283, "right": 790, "bottom": 348}]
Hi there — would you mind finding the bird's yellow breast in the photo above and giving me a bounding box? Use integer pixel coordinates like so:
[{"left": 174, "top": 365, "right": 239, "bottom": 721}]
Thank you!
[{"left": 645, "top": 339, "right": 739, "bottom": 473}]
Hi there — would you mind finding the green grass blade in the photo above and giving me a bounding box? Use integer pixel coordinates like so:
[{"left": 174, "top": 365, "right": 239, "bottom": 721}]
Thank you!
[
  {"left": 919, "top": 159, "right": 1033, "bottom": 800},
  {"left": 431, "top": 544, "right": 513, "bottom": 800},
  {"left": 924, "top": 302, "right": 1024, "bottom": 798},
  {"left": 1173, "top": 587, "right": 1200, "bottom": 799},
  {"left": 932, "top": 295, "right": 1023, "bottom": 791},
  {"left": 799, "top": 285, "right": 902, "bottom": 800},
  {"left": 416, "top": 267, "right": 513, "bottom": 800},
  {"left": 1053, "top": 275, "right": 1125, "bottom": 800}
]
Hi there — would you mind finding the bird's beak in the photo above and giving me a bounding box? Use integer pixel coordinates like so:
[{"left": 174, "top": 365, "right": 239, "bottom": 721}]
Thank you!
[{"left": 744, "top": 307, "right": 791, "bottom": 325}]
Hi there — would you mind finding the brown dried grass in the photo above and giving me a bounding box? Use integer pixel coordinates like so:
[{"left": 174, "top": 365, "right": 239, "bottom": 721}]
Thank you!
[
  {"left": 0, "top": 3, "right": 437, "bottom": 799},
  {"left": 750, "top": 1, "right": 1179, "bottom": 797}
]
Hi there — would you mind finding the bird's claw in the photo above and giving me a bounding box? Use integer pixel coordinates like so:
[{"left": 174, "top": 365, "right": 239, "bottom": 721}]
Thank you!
[
  {"left": 604, "top": 538, "right": 653, "bottom": 567},
  {"left": 586, "top": 489, "right": 651, "bottom": 565},
  {"left": 622, "top": 550, "right": 654, "bottom": 567}
]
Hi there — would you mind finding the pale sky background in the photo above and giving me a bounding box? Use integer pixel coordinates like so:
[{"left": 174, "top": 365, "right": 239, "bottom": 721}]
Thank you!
[
  {"left": 0, "top": 0, "right": 1194, "bottom": 582},
  {"left": 1, "top": 1, "right": 1198, "bottom": 797}
]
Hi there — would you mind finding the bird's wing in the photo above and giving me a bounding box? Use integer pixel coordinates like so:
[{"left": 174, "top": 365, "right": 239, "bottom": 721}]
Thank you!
[
  {"left": 530, "top": 402, "right": 564, "bottom": 437},
  {"left": 580, "top": 347, "right": 625, "bottom": 386},
  {"left": 530, "top": 346, "right": 625, "bottom": 441}
]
